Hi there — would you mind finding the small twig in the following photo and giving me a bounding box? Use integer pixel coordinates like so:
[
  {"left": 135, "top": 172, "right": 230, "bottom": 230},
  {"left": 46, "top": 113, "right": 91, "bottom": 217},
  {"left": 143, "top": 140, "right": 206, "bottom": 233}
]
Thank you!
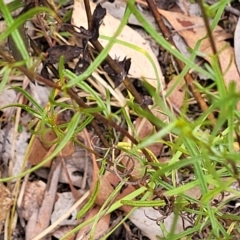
[
  {"left": 197, "top": 0, "right": 221, "bottom": 68},
  {"left": 36, "top": 14, "right": 53, "bottom": 47},
  {"left": 41, "top": 0, "right": 62, "bottom": 23},
  {"left": 83, "top": 0, "right": 93, "bottom": 29},
  {"left": 33, "top": 157, "right": 62, "bottom": 238},
  {"left": 32, "top": 190, "right": 90, "bottom": 240},
  {"left": 81, "top": 129, "right": 93, "bottom": 190},
  {"left": 91, "top": 120, "right": 110, "bottom": 148},
  {"left": 0, "top": 48, "right": 61, "bottom": 89},
  {"left": 225, "top": 6, "right": 240, "bottom": 16},
  {"left": 60, "top": 154, "right": 80, "bottom": 201}
]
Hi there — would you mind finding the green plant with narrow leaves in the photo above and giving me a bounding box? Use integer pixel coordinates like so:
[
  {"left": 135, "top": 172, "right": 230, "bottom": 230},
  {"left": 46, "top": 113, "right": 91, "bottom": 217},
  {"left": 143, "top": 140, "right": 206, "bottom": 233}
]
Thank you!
[{"left": 0, "top": 0, "right": 240, "bottom": 239}]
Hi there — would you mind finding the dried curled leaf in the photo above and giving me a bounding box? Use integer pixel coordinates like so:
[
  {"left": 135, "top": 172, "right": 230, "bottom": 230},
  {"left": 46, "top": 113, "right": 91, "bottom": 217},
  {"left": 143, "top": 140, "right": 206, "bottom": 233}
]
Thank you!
[
  {"left": 91, "top": 4, "right": 107, "bottom": 40},
  {"left": 66, "top": 4, "right": 106, "bottom": 42},
  {"left": 46, "top": 45, "right": 83, "bottom": 64},
  {"left": 103, "top": 57, "right": 131, "bottom": 86}
]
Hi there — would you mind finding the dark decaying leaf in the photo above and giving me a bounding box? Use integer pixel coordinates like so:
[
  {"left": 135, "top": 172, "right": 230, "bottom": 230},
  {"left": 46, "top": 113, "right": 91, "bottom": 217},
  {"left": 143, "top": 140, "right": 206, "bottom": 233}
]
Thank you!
[
  {"left": 92, "top": 4, "right": 106, "bottom": 24},
  {"left": 91, "top": 4, "right": 106, "bottom": 41},
  {"left": 46, "top": 45, "right": 83, "bottom": 64},
  {"left": 55, "top": 4, "right": 107, "bottom": 76},
  {"left": 74, "top": 39, "right": 91, "bottom": 75},
  {"left": 62, "top": 24, "right": 93, "bottom": 43},
  {"left": 104, "top": 57, "right": 131, "bottom": 86},
  {"left": 142, "top": 95, "right": 153, "bottom": 106},
  {"left": 79, "top": 26, "right": 95, "bottom": 39},
  {"left": 41, "top": 65, "right": 50, "bottom": 79},
  {"left": 63, "top": 4, "right": 106, "bottom": 43},
  {"left": 74, "top": 58, "right": 91, "bottom": 75},
  {"left": 155, "top": 0, "right": 177, "bottom": 9}
]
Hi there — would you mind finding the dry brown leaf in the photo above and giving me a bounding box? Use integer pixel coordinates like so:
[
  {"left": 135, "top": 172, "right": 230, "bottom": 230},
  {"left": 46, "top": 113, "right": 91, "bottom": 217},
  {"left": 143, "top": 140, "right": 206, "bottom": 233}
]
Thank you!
[
  {"left": 24, "top": 179, "right": 46, "bottom": 240},
  {"left": 94, "top": 173, "right": 113, "bottom": 206},
  {"left": 76, "top": 206, "right": 110, "bottom": 239},
  {"left": 96, "top": 171, "right": 134, "bottom": 213},
  {"left": 28, "top": 130, "right": 75, "bottom": 167},
  {"left": 158, "top": 9, "right": 231, "bottom": 52},
  {"left": 158, "top": 9, "right": 240, "bottom": 93},
  {"left": 52, "top": 225, "right": 75, "bottom": 240},
  {"left": 26, "top": 158, "right": 62, "bottom": 240},
  {"left": 21, "top": 181, "right": 46, "bottom": 221},
  {"left": 0, "top": 183, "right": 13, "bottom": 233},
  {"left": 28, "top": 136, "right": 49, "bottom": 166}
]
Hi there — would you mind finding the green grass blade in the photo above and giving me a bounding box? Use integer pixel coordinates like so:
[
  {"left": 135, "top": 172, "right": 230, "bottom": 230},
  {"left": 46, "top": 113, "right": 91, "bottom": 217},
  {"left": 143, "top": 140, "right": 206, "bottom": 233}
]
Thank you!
[
  {"left": 0, "top": 103, "right": 43, "bottom": 119},
  {"left": 0, "top": 67, "right": 11, "bottom": 92},
  {"left": 10, "top": 86, "right": 44, "bottom": 114}
]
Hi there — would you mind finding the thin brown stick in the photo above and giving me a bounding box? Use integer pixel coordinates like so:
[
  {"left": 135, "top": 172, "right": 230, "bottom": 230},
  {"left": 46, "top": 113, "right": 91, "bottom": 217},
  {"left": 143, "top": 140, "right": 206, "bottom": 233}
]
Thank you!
[
  {"left": 83, "top": 0, "right": 93, "bottom": 29},
  {"left": 197, "top": 0, "right": 222, "bottom": 71}
]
